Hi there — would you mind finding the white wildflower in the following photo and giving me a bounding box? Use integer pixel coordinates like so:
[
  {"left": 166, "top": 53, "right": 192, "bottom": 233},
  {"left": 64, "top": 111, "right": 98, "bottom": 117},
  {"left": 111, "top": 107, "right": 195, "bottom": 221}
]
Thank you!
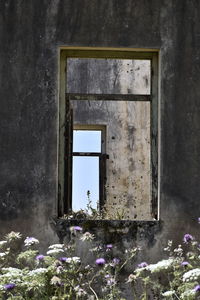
[
  {"left": 24, "top": 237, "right": 39, "bottom": 246},
  {"left": 51, "top": 276, "right": 61, "bottom": 286},
  {"left": 56, "top": 266, "right": 63, "bottom": 274},
  {"left": 168, "top": 240, "right": 172, "bottom": 246},
  {"left": 46, "top": 248, "right": 64, "bottom": 255},
  {"left": 182, "top": 268, "right": 200, "bottom": 282},
  {"left": 28, "top": 268, "right": 47, "bottom": 276},
  {"left": 186, "top": 251, "right": 195, "bottom": 260},
  {"left": 80, "top": 232, "right": 94, "bottom": 241},
  {"left": 2, "top": 267, "right": 23, "bottom": 275},
  {"left": 127, "top": 274, "right": 136, "bottom": 283},
  {"left": 106, "top": 277, "right": 116, "bottom": 286},
  {"left": 164, "top": 247, "right": 170, "bottom": 251},
  {"left": 65, "top": 257, "right": 80, "bottom": 263},
  {"left": 48, "top": 244, "right": 64, "bottom": 249},
  {"left": 162, "top": 290, "right": 175, "bottom": 297},
  {"left": 0, "top": 252, "right": 6, "bottom": 257},
  {"left": 6, "top": 232, "right": 22, "bottom": 241},
  {"left": 20, "top": 280, "right": 32, "bottom": 287},
  {"left": 0, "top": 285, "right": 4, "bottom": 291},
  {"left": 180, "top": 289, "right": 196, "bottom": 299},
  {"left": 22, "top": 280, "right": 45, "bottom": 289},
  {"left": 146, "top": 259, "right": 174, "bottom": 273},
  {"left": 74, "top": 285, "right": 87, "bottom": 296},
  {"left": 0, "top": 268, "right": 24, "bottom": 282},
  {"left": 174, "top": 245, "right": 183, "bottom": 256},
  {"left": 0, "top": 241, "right": 7, "bottom": 247}
]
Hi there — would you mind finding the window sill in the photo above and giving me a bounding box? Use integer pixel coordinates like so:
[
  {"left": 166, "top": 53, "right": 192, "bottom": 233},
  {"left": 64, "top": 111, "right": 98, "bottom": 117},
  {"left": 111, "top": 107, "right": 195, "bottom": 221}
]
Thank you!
[{"left": 50, "top": 217, "right": 161, "bottom": 244}]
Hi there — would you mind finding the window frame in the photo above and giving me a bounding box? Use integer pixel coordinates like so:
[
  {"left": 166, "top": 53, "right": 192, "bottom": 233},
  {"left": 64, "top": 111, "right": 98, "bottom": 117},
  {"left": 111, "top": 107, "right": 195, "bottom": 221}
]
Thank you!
[
  {"left": 71, "top": 125, "right": 107, "bottom": 212},
  {"left": 58, "top": 47, "right": 159, "bottom": 220}
]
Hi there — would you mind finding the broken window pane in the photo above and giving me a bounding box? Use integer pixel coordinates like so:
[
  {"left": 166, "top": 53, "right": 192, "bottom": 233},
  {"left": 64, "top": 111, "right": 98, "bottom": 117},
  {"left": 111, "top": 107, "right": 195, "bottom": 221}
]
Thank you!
[
  {"left": 72, "top": 156, "right": 99, "bottom": 211},
  {"left": 67, "top": 58, "right": 151, "bottom": 95}
]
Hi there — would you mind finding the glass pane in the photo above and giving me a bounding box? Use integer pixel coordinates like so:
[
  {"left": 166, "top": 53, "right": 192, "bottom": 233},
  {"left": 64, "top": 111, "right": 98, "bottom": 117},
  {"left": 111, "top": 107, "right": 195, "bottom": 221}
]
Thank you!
[
  {"left": 72, "top": 156, "right": 99, "bottom": 212},
  {"left": 67, "top": 58, "right": 151, "bottom": 95},
  {"left": 73, "top": 130, "right": 101, "bottom": 152}
]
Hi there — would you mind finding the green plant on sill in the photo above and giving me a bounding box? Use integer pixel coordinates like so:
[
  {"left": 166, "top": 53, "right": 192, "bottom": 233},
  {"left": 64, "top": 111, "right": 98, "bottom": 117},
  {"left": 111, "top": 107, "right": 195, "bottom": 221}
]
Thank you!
[{"left": 62, "top": 190, "right": 130, "bottom": 221}]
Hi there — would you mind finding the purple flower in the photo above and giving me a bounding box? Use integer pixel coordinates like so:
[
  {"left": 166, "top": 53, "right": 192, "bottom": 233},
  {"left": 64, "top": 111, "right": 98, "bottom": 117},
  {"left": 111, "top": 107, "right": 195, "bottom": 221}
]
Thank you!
[
  {"left": 4, "top": 283, "right": 16, "bottom": 290},
  {"left": 181, "top": 261, "right": 189, "bottom": 266},
  {"left": 194, "top": 285, "right": 200, "bottom": 292},
  {"left": 95, "top": 258, "right": 106, "bottom": 265},
  {"left": 138, "top": 262, "right": 148, "bottom": 268},
  {"left": 183, "top": 234, "right": 194, "bottom": 243},
  {"left": 112, "top": 258, "right": 120, "bottom": 265},
  {"left": 198, "top": 218, "right": 200, "bottom": 224},
  {"left": 106, "top": 244, "right": 113, "bottom": 249},
  {"left": 59, "top": 257, "right": 68, "bottom": 262},
  {"left": 73, "top": 226, "right": 82, "bottom": 231},
  {"left": 36, "top": 254, "right": 44, "bottom": 260},
  {"left": 110, "top": 258, "right": 120, "bottom": 267}
]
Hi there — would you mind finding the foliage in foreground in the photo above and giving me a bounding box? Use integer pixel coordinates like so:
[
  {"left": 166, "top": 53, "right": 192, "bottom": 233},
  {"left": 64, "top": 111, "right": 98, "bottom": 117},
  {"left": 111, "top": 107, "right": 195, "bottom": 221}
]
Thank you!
[
  {"left": 128, "top": 219, "right": 200, "bottom": 299},
  {"left": 0, "top": 220, "right": 200, "bottom": 299},
  {"left": 0, "top": 228, "right": 137, "bottom": 300}
]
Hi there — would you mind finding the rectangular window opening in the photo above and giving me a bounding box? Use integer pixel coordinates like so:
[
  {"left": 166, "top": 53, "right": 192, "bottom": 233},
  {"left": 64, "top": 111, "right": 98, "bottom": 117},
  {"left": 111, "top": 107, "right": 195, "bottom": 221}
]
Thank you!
[
  {"left": 72, "top": 129, "right": 103, "bottom": 212},
  {"left": 59, "top": 48, "right": 159, "bottom": 221}
]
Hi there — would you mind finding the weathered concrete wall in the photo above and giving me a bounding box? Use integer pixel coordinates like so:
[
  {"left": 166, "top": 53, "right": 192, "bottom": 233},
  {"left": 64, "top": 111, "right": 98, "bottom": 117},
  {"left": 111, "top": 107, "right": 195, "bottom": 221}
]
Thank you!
[
  {"left": 71, "top": 100, "right": 151, "bottom": 220},
  {"left": 0, "top": 0, "right": 200, "bottom": 265},
  {"left": 67, "top": 58, "right": 150, "bottom": 94}
]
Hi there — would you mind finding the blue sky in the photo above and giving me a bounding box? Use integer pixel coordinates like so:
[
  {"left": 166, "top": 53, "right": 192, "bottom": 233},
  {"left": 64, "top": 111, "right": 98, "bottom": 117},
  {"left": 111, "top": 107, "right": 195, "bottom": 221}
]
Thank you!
[{"left": 72, "top": 130, "right": 101, "bottom": 211}]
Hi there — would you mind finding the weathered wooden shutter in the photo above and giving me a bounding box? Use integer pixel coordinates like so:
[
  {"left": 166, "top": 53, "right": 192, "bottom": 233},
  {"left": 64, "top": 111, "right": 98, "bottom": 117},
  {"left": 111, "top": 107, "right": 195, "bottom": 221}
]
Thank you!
[
  {"left": 99, "top": 153, "right": 108, "bottom": 209},
  {"left": 64, "top": 98, "right": 73, "bottom": 214}
]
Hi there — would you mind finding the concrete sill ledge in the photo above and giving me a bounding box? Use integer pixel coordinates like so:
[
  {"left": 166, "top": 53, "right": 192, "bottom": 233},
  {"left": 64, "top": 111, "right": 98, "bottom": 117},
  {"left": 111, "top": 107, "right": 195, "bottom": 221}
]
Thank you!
[{"left": 50, "top": 217, "right": 161, "bottom": 245}]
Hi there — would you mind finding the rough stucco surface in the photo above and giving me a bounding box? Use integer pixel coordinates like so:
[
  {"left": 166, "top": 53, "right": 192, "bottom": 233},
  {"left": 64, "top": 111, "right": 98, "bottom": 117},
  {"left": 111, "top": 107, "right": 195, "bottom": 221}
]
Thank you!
[
  {"left": 0, "top": 0, "right": 200, "bottom": 264},
  {"left": 72, "top": 100, "right": 151, "bottom": 220},
  {"left": 67, "top": 58, "right": 150, "bottom": 94}
]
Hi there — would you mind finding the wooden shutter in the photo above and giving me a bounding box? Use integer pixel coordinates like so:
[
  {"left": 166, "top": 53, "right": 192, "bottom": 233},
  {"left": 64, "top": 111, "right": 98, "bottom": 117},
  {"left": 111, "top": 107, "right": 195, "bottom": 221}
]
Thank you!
[
  {"left": 64, "top": 98, "right": 73, "bottom": 214},
  {"left": 99, "top": 153, "right": 109, "bottom": 209}
]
